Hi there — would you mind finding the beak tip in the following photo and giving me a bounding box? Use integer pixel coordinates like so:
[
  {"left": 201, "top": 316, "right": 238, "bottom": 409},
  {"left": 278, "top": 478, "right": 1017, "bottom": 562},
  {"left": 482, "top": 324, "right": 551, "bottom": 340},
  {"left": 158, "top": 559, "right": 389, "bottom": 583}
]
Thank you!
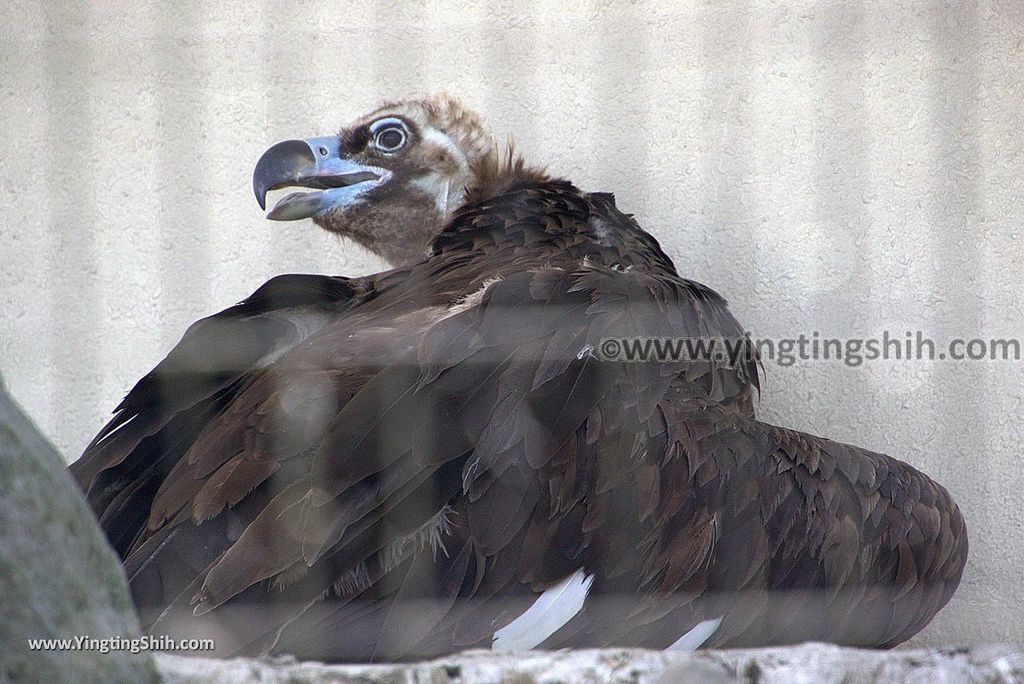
[
  {"left": 253, "top": 138, "right": 319, "bottom": 215},
  {"left": 254, "top": 182, "right": 268, "bottom": 211}
]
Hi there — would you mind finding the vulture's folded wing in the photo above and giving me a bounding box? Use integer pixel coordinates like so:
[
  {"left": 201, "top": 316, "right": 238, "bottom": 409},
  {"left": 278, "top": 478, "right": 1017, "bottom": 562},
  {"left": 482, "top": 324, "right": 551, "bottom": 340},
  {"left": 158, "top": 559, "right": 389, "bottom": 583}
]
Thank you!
[
  {"left": 69, "top": 273, "right": 370, "bottom": 555},
  {"left": 539, "top": 384, "right": 968, "bottom": 650},
  {"left": 79, "top": 262, "right": 963, "bottom": 661},
  {"left": 114, "top": 263, "right": 761, "bottom": 660}
]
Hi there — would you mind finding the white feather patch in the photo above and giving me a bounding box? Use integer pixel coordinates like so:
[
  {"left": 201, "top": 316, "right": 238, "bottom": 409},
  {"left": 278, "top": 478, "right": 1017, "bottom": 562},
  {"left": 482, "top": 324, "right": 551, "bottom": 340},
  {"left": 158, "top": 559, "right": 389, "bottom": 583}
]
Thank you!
[
  {"left": 434, "top": 277, "right": 503, "bottom": 322},
  {"left": 415, "top": 127, "right": 470, "bottom": 215},
  {"left": 492, "top": 569, "right": 593, "bottom": 651},
  {"left": 667, "top": 616, "right": 723, "bottom": 652}
]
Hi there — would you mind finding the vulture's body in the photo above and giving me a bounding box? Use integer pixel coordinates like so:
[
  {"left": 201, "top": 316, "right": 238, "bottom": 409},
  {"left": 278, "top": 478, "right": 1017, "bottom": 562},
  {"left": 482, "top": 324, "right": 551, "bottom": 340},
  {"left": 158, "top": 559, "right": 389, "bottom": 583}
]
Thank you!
[{"left": 71, "top": 97, "right": 966, "bottom": 662}]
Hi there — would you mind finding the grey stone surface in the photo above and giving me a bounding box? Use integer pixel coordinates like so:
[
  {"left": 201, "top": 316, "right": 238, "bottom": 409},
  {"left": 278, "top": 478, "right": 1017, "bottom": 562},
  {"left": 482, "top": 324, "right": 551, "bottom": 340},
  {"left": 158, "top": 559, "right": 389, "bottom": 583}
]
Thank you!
[
  {"left": 0, "top": 375, "right": 158, "bottom": 683},
  {"left": 157, "top": 644, "right": 1024, "bottom": 684}
]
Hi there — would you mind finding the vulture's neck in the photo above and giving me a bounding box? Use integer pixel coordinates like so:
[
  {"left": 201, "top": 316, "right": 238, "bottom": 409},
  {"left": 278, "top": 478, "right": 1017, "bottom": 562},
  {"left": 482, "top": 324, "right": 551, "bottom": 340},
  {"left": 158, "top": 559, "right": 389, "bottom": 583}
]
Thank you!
[{"left": 432, "top": 162, "right": 679, "bottom": 278}]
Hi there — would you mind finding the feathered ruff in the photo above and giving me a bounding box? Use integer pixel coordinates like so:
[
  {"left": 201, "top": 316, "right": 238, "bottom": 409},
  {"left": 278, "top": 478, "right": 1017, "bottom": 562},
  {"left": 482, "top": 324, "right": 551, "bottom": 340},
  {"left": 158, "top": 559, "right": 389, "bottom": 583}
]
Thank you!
[{"left": 463, "top": 141, "right": 550, "bottom": 207}]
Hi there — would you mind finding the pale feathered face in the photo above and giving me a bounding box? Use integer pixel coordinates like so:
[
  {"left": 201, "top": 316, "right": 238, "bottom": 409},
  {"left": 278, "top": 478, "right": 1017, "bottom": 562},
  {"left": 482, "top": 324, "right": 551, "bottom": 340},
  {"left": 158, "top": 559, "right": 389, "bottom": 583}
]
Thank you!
[{"left": 254, "top": 95, "right": 495, "bottom": 266}]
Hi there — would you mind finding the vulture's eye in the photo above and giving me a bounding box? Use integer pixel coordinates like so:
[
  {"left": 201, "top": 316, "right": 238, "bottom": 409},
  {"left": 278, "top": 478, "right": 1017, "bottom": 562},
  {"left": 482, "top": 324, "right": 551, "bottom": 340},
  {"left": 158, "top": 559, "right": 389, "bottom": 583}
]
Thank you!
[{"left": 373, "top": 125, "right": 407, "bottom": 153}]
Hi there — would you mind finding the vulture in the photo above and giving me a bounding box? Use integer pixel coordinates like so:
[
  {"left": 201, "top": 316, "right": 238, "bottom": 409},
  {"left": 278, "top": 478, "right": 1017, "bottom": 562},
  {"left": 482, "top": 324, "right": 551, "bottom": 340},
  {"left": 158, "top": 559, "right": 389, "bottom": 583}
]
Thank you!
[{"left": 70, "top": 95, "right": 967, "bottom": 662}]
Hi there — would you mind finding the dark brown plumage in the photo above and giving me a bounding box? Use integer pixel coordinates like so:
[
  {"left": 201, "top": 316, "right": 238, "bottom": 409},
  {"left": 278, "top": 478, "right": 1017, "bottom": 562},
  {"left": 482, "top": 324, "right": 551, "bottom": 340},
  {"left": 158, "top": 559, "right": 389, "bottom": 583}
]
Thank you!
[{"left": 70, "top": 97, "right": 966, "bottom": 662}]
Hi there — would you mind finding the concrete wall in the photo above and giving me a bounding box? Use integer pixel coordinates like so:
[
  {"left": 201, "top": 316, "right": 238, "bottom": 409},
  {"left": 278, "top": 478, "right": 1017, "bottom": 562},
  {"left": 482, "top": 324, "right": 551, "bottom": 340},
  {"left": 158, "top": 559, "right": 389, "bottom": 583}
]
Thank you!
[{"left": 1, "top": 0, "right": 1021, "bottom": 647}]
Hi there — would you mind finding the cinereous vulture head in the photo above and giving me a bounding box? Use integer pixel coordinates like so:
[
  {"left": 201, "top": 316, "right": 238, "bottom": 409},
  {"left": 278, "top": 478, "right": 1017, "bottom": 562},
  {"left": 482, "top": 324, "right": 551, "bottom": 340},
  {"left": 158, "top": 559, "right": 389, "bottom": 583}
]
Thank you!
[{"left": 253, "top": 94, "right": 496, "bottom": 266}]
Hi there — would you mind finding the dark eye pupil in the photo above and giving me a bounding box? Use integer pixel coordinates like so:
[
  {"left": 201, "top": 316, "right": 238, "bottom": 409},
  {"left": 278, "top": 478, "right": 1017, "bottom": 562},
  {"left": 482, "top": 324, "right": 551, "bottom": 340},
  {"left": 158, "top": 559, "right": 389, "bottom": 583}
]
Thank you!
[{"left": 378, "top": 128, "right": 404, "bottom": 150}]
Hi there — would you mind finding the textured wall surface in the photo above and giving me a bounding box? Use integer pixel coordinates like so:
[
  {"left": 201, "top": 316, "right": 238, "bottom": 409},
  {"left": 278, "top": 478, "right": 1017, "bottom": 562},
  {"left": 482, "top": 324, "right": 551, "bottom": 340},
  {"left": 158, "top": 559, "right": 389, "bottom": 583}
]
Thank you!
[
  {"left": 156, "top": 644, "right": 1024, "bottom": 684},
  {"left": 1, "top": 0, "right": 1021, "bottom": 647}
]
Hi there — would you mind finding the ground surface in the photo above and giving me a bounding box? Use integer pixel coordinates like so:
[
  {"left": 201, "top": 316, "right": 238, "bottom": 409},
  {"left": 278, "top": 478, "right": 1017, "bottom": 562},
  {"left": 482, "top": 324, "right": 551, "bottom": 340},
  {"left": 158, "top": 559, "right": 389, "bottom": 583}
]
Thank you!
[{"left": 158, "top": 644, "right": 1024, "bottom": 684}]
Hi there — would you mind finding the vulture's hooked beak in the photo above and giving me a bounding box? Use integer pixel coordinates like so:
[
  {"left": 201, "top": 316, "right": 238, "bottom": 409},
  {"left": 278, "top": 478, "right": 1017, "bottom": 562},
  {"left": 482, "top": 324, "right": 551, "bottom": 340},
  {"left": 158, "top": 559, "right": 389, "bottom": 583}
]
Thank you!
[{"left": 253, "top": 136, "right": 391, "bottom": 220}]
